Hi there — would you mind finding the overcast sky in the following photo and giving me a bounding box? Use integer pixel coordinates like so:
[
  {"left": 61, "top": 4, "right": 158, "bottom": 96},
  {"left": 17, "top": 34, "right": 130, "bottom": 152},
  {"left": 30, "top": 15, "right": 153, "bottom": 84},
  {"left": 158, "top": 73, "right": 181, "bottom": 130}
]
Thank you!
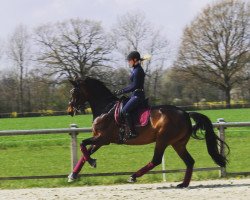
[
  {"left": 0, "top": 0, "right": 224, "bottom": 43},
  {"left": 0, "top": 0, "right": 249, "bottom": 68}
]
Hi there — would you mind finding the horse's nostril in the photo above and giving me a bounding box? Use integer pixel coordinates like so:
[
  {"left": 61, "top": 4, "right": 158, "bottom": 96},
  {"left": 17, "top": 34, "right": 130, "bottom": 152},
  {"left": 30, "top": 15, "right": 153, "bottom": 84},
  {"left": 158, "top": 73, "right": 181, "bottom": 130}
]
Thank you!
[{"left": 67, "top": 106, "right": 73, "bottom": 113}]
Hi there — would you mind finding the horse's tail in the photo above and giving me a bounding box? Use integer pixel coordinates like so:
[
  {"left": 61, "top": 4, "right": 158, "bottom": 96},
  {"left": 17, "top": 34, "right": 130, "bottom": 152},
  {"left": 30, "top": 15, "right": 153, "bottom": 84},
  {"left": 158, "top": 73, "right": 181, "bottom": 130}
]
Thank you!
[{"left": 189, "top": 112, "right": 229, "bottom": 167}]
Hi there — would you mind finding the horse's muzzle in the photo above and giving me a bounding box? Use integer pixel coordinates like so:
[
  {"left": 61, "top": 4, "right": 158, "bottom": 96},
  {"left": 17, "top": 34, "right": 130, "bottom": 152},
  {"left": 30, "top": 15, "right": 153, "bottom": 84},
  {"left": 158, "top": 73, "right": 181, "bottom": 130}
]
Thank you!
[{"left": 67, "top": 105, "right": 75, "bottom": 117}]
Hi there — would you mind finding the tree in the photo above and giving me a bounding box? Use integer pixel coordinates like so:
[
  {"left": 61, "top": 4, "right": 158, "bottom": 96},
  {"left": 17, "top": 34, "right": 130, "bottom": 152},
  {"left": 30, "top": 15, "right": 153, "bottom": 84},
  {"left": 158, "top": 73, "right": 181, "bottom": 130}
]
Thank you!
[
  {"left": 7, "top": 25, "right": 30, "bottom": 114},
  {"left": 238, "top": 54, "right": 250, "bottom": 101},
  {"left": 35, "top": 19, "right": 113, "bottom": 79},
  {"left": 112, "top": 12, "right": 169, "bottom": 104},
  {"left": 0, "top": 71, "right": 19, "bottom": 113},
  {"left": 160, "top": 68, "right": 224, "bottom": 106},
  {"left": 175, "top": 0, "right": 250, "bottom": 108},
  {"left": 106, "top": 67, "right": 130, "bottom": 91}
]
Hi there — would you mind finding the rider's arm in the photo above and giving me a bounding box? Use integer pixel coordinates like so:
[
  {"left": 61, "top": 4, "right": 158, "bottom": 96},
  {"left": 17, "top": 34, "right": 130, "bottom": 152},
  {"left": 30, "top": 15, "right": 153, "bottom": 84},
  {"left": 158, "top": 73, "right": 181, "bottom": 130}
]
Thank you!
[{"left": 122, "top": 68, "right": 140, "bottom": 94}]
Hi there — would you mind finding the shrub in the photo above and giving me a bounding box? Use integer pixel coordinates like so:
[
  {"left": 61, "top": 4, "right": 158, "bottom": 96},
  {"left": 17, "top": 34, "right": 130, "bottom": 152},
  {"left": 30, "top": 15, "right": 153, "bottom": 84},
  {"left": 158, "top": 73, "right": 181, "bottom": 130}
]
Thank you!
[
  {"left": 10, "top": 112, "right": 18, "bottom": 118},
  {"left": 85, "top": 108, "right": 92, "bottom": 114},
  {"left": 38, "top": 110, "right": 54, "bottom": 116}
]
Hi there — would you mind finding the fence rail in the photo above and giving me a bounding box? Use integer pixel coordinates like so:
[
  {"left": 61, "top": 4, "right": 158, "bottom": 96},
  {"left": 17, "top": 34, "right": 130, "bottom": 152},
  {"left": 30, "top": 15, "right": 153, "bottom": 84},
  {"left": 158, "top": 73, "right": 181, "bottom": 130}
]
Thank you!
[{"left": 0, "top": 119, "right": 249, "bottom": 181}]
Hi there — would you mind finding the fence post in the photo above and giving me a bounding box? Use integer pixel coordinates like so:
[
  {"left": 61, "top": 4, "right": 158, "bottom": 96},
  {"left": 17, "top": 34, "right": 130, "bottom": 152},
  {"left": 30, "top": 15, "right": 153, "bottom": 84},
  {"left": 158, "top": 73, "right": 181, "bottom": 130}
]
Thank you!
[
  {"left": 69, "top": 124, "right": 79, "bottom": 171},
  {"left": 161, "top": 153, "right": 167, "bottom": 182},
  {"left": 217, "top": 118, "right": 226, "bottom": 177}
]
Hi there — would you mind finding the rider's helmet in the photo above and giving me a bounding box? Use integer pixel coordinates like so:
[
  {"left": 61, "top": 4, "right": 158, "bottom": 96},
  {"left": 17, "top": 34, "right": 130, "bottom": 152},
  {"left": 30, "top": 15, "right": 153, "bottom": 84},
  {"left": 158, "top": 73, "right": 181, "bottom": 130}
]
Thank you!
[{"left": 127, "top": 51, "right": 141, "bottom": 61}]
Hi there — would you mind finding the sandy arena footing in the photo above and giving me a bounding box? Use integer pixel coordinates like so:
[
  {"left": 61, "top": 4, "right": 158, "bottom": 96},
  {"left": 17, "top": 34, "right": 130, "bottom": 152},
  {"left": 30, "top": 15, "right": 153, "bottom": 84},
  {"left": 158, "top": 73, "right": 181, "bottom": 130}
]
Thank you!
[{"left": 0, "top": 178, "right": 250, "bottom": 200}]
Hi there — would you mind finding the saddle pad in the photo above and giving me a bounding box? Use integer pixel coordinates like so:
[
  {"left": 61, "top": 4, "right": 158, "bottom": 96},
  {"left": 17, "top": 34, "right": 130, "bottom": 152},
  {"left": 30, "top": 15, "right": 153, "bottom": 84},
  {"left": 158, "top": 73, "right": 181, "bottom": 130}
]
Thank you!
[
  {"left": 136, "top": 108, "right": 150, "bottom": 127},
  {"left": 114, "top": 101, "right": 122, "bottom": 124},
  {"left": 114, "top": 101, "right": 150, "bottom": 127}
]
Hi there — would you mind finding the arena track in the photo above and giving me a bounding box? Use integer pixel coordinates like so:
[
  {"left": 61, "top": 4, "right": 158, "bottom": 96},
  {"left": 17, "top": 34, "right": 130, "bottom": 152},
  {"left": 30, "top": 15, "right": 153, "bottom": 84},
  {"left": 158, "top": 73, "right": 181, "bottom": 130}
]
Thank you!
[{"left": 1, "top": 179, "right": 249, "bottom": 200}]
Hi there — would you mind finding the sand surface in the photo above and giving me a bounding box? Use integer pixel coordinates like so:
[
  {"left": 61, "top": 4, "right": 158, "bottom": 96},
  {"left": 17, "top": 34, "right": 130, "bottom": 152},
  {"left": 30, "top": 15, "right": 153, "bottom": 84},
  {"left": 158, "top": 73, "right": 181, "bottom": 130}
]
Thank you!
[{"left": 0, "top": 179, "right": 250, "bottom": 200}]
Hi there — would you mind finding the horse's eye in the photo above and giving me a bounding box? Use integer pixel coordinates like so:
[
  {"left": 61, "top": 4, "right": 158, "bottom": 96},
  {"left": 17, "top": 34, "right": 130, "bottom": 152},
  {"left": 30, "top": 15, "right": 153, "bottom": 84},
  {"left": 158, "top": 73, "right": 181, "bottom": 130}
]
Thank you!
[{"left": 70, "top": 88, "right": 76, "bottom": 94}]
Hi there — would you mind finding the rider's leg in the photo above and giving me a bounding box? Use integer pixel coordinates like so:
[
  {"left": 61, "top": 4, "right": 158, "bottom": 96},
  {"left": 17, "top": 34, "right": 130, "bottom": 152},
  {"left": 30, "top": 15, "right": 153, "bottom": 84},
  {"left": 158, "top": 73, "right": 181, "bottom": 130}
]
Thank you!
[{"left": 122, "top": 96, "right": 140, "bottom": 138}]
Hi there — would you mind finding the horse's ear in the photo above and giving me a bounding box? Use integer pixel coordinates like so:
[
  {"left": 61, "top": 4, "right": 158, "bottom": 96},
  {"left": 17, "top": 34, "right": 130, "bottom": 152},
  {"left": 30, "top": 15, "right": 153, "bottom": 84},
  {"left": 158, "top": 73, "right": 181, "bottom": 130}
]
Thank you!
[
  {"left": 85, "top": 76, "right": 90, "bottom": 81},
  {"left": 69, "top": 79, "right": 78, "bottom": 87},
  {"left": 73, "top": 73, "right": 79, "bottom": 81}
]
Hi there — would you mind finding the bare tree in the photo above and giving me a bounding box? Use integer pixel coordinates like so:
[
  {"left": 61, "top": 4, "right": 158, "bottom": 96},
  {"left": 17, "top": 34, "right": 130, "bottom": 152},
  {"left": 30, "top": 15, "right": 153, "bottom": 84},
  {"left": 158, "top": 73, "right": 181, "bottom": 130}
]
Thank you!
[
  {"left": 35, "top": 19, "right": 113, "bottom": 79},
  {"left": 175, "top": 0, "right": 250, "bottom": 108},
  {"left": 112, "top": 12, "right": 151, "bottom": 54},
  {"left": 112, "top": 12, "right": 169, "bottom": 103},
  {"left": 7, "top": 25, "right": 30, "bottom": 114},
  {"left": 0, "top": 71, "right": 19, "bottom": 113}
]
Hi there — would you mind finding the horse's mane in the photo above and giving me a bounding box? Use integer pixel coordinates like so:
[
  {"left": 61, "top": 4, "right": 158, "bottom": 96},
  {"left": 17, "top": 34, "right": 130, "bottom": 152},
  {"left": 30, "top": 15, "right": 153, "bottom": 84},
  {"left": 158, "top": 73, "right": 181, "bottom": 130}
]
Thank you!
[
  {"left": 84, "top": 77, "right": 115, "bottom": 99},
  {"left": 73, "top": 77, "right": 118, "bottom": 119}
]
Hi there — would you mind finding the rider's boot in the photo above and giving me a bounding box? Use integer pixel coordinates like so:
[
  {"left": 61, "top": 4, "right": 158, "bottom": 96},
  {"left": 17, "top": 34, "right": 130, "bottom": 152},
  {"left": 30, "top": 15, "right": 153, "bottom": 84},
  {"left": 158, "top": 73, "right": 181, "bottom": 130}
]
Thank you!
[{"left": 124, "top": 113, "right": 137, "bottom": 139}]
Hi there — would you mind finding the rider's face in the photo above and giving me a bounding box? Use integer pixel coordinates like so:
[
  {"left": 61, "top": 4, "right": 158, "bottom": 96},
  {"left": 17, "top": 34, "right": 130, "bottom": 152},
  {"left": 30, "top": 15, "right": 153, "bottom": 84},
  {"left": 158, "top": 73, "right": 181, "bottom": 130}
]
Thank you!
[{"left": 128, "top": 59, "right": 137, "bottom": 68}]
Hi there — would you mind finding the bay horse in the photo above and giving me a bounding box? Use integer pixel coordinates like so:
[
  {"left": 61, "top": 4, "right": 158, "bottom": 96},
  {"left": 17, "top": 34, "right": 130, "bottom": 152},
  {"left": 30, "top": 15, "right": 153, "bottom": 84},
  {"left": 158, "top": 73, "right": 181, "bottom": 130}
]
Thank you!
[{"left": 67, "top": 77, "right": 229, "bottom": 187}]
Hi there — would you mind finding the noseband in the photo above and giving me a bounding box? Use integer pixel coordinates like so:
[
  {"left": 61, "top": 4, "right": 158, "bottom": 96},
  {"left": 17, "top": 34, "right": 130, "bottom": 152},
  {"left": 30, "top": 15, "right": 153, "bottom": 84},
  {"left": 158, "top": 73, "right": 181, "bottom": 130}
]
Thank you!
[{"left": 70, "top": 87, "right": 86, "bottom": 113}]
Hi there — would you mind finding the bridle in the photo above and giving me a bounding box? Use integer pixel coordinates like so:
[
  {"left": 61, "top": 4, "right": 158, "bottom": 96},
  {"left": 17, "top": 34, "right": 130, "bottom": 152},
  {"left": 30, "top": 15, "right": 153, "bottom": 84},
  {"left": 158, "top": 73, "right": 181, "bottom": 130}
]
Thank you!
[
  {"left": 69, "top": 87, "right": 87, "bottom": 114},
  {"left": 68, "top": 79, "right": 120, "bottom": 116}
]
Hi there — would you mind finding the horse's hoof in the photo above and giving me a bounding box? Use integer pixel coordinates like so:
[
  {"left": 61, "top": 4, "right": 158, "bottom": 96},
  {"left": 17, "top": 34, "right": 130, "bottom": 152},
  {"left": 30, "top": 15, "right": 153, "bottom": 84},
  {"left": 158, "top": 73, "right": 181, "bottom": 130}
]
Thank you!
[
  {"left": 127, "top": 176, "right": 137, "bottom": 183},
  {"left": 176, "top": 183, "right": 188, "bottom": 188},
  {"left": 88, "top": 158, "right": 97, "bottom": 168},
  {"left": 68, "top": 173, "right": 77, "bottom": 183}
]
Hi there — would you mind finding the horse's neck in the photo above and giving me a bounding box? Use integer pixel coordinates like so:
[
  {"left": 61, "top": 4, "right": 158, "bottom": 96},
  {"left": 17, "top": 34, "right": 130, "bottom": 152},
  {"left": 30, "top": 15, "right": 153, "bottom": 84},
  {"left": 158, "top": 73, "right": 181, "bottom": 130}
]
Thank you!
[
  {"left": 89, "top": 101, "right": 105, "bottom": 119},
  {"left": 89, "top": 97, "right": 116, "bottom": 120}
]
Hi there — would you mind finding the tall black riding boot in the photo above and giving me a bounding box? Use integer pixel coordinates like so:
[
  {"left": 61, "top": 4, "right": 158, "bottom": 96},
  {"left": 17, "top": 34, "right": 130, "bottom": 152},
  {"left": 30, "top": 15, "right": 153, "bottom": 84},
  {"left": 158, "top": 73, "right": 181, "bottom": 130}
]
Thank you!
[{"left": 124, "top": 113, "right": 137, "bottom": 139}]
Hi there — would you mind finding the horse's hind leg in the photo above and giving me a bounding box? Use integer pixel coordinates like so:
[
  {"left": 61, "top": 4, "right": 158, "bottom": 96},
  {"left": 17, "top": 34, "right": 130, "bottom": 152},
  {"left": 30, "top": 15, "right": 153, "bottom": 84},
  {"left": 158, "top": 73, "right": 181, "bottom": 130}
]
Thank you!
[
  {"left": 128, "top": 139, "right": 168, "bottom": 183},
  {"left": 172, "top": 141, "right": 195, "bottom": 188}
]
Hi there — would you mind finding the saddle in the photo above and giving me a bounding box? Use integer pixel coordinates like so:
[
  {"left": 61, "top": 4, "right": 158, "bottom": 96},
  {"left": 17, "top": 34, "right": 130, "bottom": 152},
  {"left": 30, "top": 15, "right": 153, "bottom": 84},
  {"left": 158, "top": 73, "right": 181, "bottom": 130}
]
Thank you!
[
  {"left": 114, "top": 96, "right": 150, "bottom": 143},
  {"left": 114, "top": 96, "right": 151, "bottom": 127}
]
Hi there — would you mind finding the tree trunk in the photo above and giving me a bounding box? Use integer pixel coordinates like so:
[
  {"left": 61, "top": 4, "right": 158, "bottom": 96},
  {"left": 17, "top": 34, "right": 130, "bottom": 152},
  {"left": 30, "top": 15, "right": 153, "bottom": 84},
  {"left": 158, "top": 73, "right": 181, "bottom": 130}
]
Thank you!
[
  {"left": 19, "top": 64, "right": 24, "bottom": 115},
  {"left": 225, "top": 87, "right": 231, "bottom": 108},
  {"left": 153, "top": 73, "right": 157, "bottom": 104},
  {"left": 145, "top": 76, "right": 151, "bottom": 102},
  {"left": 27, "top": 85, "right": 32, "bottom": 112}
]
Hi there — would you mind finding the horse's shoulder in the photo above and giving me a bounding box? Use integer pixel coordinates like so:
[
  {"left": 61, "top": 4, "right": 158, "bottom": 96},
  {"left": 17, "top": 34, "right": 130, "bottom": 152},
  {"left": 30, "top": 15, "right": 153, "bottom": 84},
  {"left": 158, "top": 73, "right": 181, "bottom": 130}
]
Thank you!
[{"left": 152, "top": 104, "right": 185, "bottom": 112}]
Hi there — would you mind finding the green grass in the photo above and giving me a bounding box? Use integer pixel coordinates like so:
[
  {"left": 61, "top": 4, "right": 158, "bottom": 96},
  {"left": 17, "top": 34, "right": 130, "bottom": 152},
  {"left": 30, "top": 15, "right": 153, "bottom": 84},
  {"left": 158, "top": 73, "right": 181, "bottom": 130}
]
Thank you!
[
  {"left": 0, "top": 108, "right": 249, "bottom": 189},
  {"left": 0, "top": 114, "right": 93, "bottom": 130}
]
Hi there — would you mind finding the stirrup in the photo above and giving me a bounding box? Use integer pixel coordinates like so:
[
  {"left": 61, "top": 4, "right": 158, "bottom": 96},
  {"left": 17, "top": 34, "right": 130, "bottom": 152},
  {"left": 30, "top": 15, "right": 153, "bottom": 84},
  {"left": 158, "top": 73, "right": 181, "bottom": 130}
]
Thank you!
[
  {"left": 127, "top": 130, "right": 137, "bottom": 139},
  {"left": 118, "top": 126, "right": 126, "bottom": 144}
]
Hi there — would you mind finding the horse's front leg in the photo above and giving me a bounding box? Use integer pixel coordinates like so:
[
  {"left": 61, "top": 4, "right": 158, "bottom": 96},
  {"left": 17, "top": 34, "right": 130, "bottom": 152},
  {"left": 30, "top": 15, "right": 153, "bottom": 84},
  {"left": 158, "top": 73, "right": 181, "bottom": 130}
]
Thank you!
[
  {"left": 74, "top": 144, "right": 99, "bottom": 173},
  {"left": 68, "top": 140, "right": 100, "bottom": 182},
  {"left": 80, "top": 137, "right": 98, "bottom": 168},
  {"left": 68, "top": 146, "right": 90, "bottom": 182}
]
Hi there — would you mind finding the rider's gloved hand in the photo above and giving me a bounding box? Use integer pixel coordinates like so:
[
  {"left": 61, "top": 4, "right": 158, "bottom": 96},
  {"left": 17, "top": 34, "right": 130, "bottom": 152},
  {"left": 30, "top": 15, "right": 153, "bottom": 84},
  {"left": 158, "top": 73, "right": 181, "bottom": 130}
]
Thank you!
[{"left": 114, "top": 89, "right": 123, "bottom": 96}]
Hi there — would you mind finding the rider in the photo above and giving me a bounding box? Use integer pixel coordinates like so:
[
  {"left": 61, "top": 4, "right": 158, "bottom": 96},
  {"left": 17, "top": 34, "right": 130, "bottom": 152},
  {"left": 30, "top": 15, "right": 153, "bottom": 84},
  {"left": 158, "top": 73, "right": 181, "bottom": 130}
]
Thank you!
[{"left": 115, "top": 51, "right": 145, "bottom": 139}]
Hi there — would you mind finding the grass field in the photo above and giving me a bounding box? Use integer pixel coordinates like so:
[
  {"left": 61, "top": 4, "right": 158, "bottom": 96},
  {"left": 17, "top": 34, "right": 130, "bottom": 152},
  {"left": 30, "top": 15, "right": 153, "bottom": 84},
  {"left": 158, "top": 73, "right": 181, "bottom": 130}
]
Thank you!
[{"left": 0, "top": 108, "right": 249, "bottom": 189}]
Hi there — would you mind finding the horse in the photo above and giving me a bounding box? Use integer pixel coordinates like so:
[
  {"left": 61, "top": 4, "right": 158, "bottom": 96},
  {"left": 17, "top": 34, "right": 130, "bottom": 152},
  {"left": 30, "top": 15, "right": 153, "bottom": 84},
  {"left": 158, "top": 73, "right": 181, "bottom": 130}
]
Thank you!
[{"left": 67, "top": 77, "right": 229, "bottom": 187}]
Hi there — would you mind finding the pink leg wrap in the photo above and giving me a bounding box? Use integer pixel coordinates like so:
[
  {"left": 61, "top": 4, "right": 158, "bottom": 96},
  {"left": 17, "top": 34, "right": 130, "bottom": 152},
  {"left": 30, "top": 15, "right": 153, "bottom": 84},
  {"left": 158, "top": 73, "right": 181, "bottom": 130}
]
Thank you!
[
  {"left": 80, "top": 145, "right": 90, "bottom": 161},
  {"left": 133, "top": 162, "right": 155, "bottom": 178},
  {"left": 73, "top": 145, "right": 93, "bottom": 174},
  {"left": 183, "top": 168, "right": 193, "bottom": 186},
  {"left": 73, "top": 156, "right": 86, "bottom": 173}
]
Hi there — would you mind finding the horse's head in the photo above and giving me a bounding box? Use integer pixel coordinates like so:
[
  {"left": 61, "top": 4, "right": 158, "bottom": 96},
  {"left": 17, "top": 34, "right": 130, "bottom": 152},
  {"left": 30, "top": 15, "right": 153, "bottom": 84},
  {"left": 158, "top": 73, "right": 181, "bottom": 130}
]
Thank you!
[
  {"left": 67, "top": 78, "right": 89, "bottom": 116},
  {"left": 67, "top": 76, "right": 118, "bottom": 118}
]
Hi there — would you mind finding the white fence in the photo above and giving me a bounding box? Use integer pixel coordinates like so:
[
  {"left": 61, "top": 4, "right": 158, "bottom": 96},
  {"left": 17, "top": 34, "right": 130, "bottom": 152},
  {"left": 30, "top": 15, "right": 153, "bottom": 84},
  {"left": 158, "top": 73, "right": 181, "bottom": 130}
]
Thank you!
[{"left": 0, "top": 119, "right": 249, "bottom": 181}]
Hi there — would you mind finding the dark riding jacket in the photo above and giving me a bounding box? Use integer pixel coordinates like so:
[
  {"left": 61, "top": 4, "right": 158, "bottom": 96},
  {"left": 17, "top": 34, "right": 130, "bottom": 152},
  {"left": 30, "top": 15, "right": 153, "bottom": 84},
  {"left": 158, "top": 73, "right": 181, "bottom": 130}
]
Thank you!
[{"left": 122, "top": 63, "right": 145, "bottom": 99}]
